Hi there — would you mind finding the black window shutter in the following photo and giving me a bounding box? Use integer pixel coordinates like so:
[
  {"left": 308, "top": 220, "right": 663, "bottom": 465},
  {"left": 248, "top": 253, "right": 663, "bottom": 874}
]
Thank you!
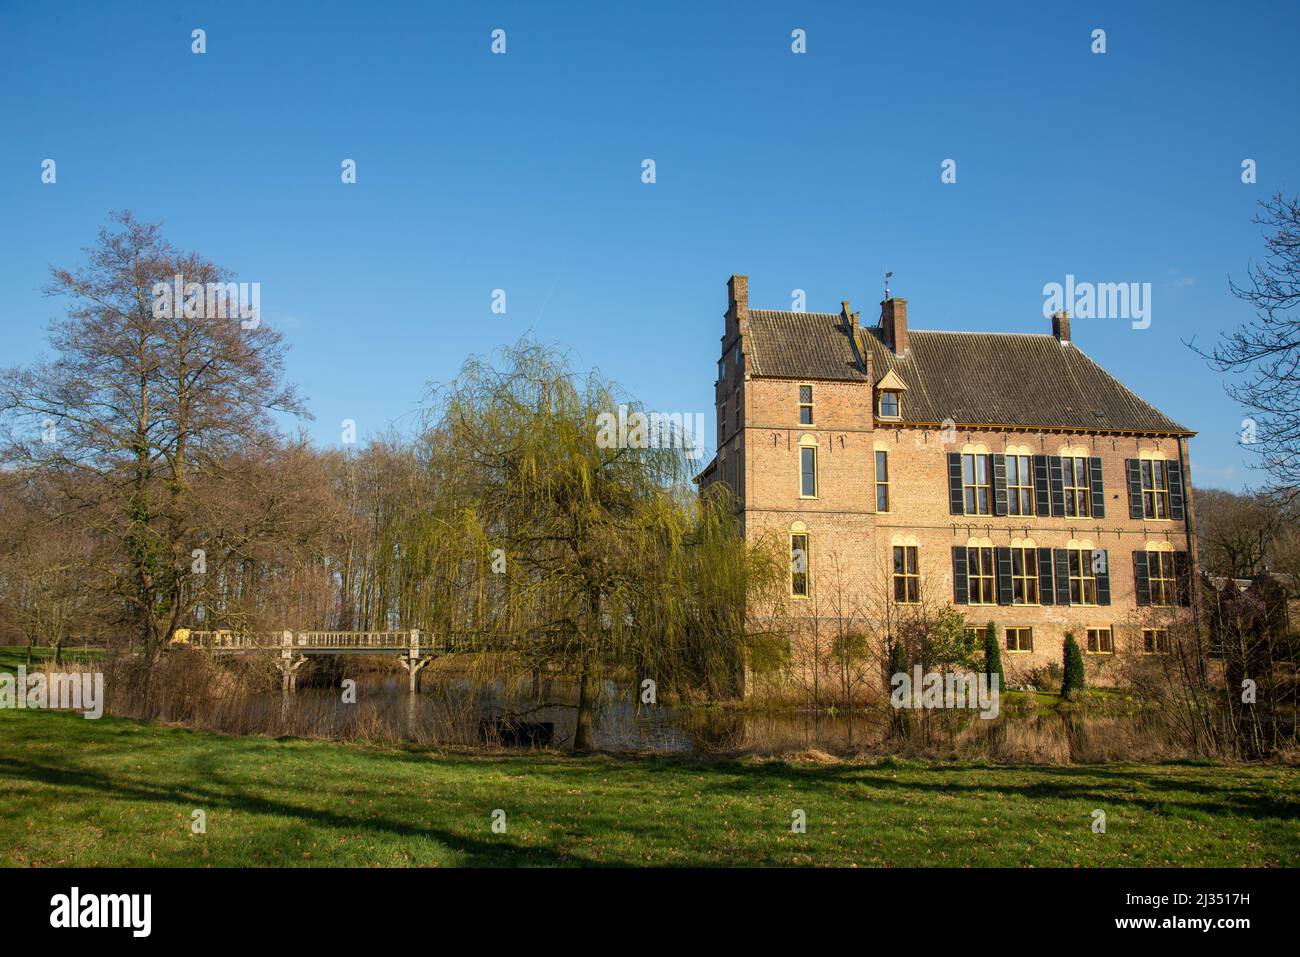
[
  {"left": 1037, "top": 546, "right": 1055, "bottom": 605},
  {"left": 1133, "top": 550, "right": 1151, "bottom": 606},
  {"left": 995, "top": 546, "right": 1013, "bottom": 605},
  {"left": 947, "top": 452, "right": 964, "bottom": 515},
  {"left": 1033, "top": 454, "right": 1051, "bottom": 517},
  {"left": 1095, "top": 548, "right": 1111, "bottom": 605},
  {"left": 1048, "top": 455, "right": 1065, "bottom": 517},
  {"left": 992, "top": 453, "right": 1008, "bottom": 517},
  {"left": 1125, "top": 459, "right": 1143, "bottom": 518},
  {"left": 952, "top": 546, "right": 968, "bottom": 604},
  {"left": 1174, "top": 550, "right": 1191, "bottom": 606},
  {"left": 1168, "top": 460, "right": 1186, "bottom": 521},
  {"left": 1053, "top": 548, "right": 1071, "bottom": 606},
  {"left": 1089, "top": 457, "right": 1105, "bottom": 518}
]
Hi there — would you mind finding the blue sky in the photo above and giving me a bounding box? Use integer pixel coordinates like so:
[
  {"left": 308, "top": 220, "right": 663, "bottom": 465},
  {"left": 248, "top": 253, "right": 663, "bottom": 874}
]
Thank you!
[{"left": 2, "top": 0, "right": 1297, "bottom": 491}]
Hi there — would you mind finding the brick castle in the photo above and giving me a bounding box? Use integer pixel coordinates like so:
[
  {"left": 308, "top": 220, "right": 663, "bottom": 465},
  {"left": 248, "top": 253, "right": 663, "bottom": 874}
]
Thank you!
[{"left": 698, "top": 275, "right": 1198, "bottom": 684}]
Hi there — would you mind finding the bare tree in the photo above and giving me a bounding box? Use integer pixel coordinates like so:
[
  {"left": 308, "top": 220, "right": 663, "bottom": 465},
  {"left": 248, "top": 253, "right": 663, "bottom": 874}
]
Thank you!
[
  {"left": 1196, "top": 191, "right": 1300, "bottom": 497},
  {"left": 0, "top": 211, "right": 305, "bottom": 660},
  {"left": 1194, "top": 487, "right": 1282, "bottom": 577}
]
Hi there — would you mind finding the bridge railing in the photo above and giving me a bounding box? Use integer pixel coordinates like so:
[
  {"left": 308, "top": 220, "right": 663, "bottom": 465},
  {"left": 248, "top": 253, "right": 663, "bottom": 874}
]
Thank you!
[
  {"left": 294, "top": 630, "right": 411, "bottom": 649},
  {"left": 184, "top": 630, "right": 280, "bottom": 649},
  {"left": 178, "top": 629, "right": 460, "bottom": 653}
]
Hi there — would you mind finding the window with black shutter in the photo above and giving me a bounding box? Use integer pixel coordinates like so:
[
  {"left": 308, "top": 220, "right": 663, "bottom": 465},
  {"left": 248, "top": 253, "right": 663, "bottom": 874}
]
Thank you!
[
  {"left": 1053, "top": 549, "right": 1071, "bottom": 605},
  {"left": 1047, "top": 455, "right": 1066, "bottom": 517},
  {"left": 995, "top": 546, "right": 1013, "bottom": 605},
  {"left": 966, "top": 547, "right": 996, "bottom": 604},
  {"left": 1095, "top": 548, "right": 1111, "bottom": 605},
  {"left": 1125, "top": 459, "right": 1144, "bottom": 518},
  {"left": 1011, "top": 547, "right": 1039, "bottom": 604},
  {"left": 1007, "top": 455, "right": 1034, "bottom": 515},
  {"left": 1133, "top": 550, "right": 1151, "bottom": 606},
  {"left": 992, "top": 454, "right": 1008, "bottom": 516},
  {"left": 1089, "top": 457, "right": 1106, "bottom": 518},
  {"left": 952, "top": 546, "right": 968, "bottom": 604},
  {"left": 947, "top": 452, "right": 964, "bottom": 514},
  {"left": 1174, "top": 550, "right": 1191, "bottom": 606},
  {"left": 1168, "top": 460, "right": 1186, "bottom": 521},
  {"left": 1147, "top": 551, "right": 1176, "bottom": 605},
  {"left": 1033, "top": 455, "right": 1051, "bottom": 517},
  {"left": 1037, "top": 546, "right": 1055, "bottom": 605},
  {"left": 1062, "top": 455, "right": 1091, "bottom": 517}
]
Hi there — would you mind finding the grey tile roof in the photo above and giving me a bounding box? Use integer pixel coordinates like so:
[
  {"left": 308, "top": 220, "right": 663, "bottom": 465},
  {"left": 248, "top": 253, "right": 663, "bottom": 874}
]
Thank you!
[
  {"left": 743, "top": 309, "right": 1191, "bottom": 435},
  {"left": 747, "top": 310, "right": 871, "bottom": 382}
]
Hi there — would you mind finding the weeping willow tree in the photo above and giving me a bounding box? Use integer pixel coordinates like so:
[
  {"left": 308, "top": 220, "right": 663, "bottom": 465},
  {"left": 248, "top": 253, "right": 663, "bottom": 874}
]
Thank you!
[{"left": 377, "top": 338, "right": 785, "bottom": 749}]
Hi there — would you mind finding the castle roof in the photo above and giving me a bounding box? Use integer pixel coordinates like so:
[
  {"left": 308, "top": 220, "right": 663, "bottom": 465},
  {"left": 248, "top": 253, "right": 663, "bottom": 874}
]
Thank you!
[{"left": 744, "top": 309, "right": 1190, "bottom": 435}]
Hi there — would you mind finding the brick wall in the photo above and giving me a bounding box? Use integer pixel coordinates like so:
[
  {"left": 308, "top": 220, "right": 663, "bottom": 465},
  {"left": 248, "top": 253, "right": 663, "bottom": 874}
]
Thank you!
[{"left": 721, "top": 369, "right": 1196, "bottom": 687}]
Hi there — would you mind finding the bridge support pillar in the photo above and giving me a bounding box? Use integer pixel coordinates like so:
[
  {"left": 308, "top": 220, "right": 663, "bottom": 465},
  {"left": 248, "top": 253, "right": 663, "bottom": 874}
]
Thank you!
[
  {"left": 398, "top": 655, "right": 433, "bottom": 693},
  {"left": 279, "top": 631, "right": 307, "bottom": 693},
  {"left": 399, "top": 627, "right": 432, "bottom": 693},
  {"left": 278, "top": 654, "right": 308, "bottom": 693}
]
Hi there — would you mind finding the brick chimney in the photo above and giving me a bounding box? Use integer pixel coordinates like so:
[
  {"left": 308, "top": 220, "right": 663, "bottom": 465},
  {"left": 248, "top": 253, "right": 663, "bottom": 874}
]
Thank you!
[
  {"left": 881, "top": 297, "right": 908, "bottom": 356},
  {"left": 1052, "top": 310, "right": 1071, "bottom": 344},
  {"left": 727, "top": 274, "right": 749, "bottom": 340}
]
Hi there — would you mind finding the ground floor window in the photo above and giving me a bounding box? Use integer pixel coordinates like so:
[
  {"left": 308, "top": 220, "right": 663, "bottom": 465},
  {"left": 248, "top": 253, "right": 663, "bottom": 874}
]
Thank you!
[
  {"left": 1142, "top": 627, "right": 1170, "bottom": 654},
  {"left": 1085, "top": 627, "right": 1114, "bottom": 654},
  {"left": 1005, "top": 626, "right": 1033, "bottom": 652}
]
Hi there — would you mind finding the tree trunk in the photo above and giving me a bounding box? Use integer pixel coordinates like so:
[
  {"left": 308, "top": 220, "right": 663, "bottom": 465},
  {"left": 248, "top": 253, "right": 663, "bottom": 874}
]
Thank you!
[{"left": 573, "top": 669, "right": 595, "bottom": 751}]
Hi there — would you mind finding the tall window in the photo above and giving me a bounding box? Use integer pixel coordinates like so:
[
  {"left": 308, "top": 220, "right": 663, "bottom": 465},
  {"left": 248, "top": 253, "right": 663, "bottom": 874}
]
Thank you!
[
  {"left": 1068, "top": 546, "right": 1097, "bottom": 605},
  {"left": 1062, "top": 455, "right": 1091, "bottom": 517},
  {"left": 1007, "top": 454, "right": 1033, "bottom": 515},
  {"left": 734, "top": 392, "right": 741, "bottom": 432},
  {"left": 799, "top": 385, "right": 814, "bottom": 425},
  {"left": 878, "top": 390, "right": 900, "bottom": 418},
  {"left": 800, "top": 446, "right": 817, "bottom": 497},
  {"left": 719, "top": 398, "right": 727, "bottom": 442},
  {"left": 1148, "top": 550, "right": 1176, "bottom": 605},
  {"left": 875, "top": 451, "right": 890, "bottom": 512},
  {"left": 1141, "top": 460, "right": 1171, "bottom": 519},
  {"left": 893, "top": 546, "right": 920, "bottom": 603},
  {"left": 1005, "top": 627, "right": 1033, "bottom": 652},
  {"left": 1011, "top": 547, "right": 1039, "bottom": 604},
  {"left": 1086, "top": 627, "right": 1114, "bottom": 654},
  {"left": 967, "top": 547, "right": 995, "bottom": 604},
  {"left": 1142, "top": 628, "right": 1170, "bottom": 653},
  {"left": 962, "top": 453, "right": 992, "bottom": 515},
  {"left": 791, "top": 533, "right": 809, "bottom": 597}
]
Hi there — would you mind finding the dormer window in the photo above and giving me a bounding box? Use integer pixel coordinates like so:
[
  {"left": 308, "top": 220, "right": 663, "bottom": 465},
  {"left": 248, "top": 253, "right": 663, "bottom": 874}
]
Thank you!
[{"left": 874, "top": 370, "right": 908, "bottom": 420}]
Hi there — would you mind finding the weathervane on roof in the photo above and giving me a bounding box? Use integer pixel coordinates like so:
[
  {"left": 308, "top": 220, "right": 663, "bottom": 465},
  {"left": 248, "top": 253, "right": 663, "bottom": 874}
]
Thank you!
[{"left": 884, "top": 271, "right": 893, "bottom": 300}]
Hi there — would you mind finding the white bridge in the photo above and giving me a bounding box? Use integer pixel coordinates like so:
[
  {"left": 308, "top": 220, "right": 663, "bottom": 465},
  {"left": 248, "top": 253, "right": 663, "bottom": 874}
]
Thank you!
[{"left": 175, "top": 629, "right": 457, "bottom": 692}]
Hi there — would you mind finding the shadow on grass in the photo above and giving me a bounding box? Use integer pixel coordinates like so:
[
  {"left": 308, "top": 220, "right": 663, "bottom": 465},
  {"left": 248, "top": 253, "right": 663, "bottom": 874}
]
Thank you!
[{"left": 0, "top": 744, "right": 633, "bottom": 867}]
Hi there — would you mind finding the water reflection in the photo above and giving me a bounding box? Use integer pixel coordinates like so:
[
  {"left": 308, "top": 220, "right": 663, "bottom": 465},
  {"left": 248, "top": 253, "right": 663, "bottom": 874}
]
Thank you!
[{"left": 254, "top": 673, "right": 1170, "bottom": 759}]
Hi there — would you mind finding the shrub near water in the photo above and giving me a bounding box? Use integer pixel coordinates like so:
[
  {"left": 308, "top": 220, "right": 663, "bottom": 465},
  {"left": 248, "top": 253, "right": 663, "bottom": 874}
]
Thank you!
[
  {"left": 1061, "top": 633, "right": 1086, "bottom": 700},
  {"left": 982, "top": 621, "right": 1004, "bottom": 692}
]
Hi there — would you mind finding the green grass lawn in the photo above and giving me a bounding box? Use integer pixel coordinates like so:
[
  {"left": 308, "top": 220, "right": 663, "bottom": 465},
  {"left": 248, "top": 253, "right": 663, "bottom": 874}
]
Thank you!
[
  {"left": 0, "top": 645, "right": 104, "bottom": 672},
  {"left": 1, "top": 709, "right": 1296, "bottom": 867}
]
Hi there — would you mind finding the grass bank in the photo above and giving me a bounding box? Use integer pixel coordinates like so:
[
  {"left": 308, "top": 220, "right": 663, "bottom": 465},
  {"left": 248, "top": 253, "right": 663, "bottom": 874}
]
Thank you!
[{"left": 1, "top": 709, "right": 1295, "bottom": 866}]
